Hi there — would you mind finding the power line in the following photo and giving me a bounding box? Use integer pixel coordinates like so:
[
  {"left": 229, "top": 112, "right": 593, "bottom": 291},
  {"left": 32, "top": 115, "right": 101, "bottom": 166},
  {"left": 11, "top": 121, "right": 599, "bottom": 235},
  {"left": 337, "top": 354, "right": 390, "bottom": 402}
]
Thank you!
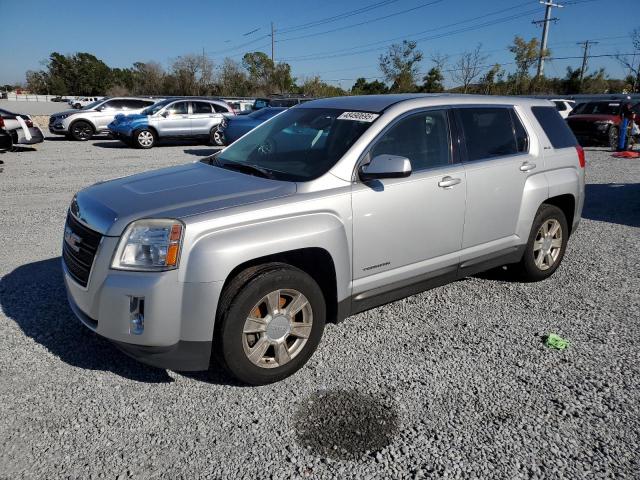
[
  {"left": 276, "top": 0, "right": 444, "bottom": 43},
  {"left": 277, "top": 0, "right": 399, "bottom": 34},
  {"left": 281, "top": 7, "right": 542, "bottom": 62}
]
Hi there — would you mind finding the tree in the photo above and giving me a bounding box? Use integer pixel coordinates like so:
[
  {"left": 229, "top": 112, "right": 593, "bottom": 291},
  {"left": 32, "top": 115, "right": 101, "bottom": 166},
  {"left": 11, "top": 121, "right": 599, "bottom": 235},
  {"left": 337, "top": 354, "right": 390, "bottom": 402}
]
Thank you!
[
  {"left": 299, "top": 76, "right": 345, "bottom": 97},
  {"left": 478, "top": 63, "right": 504, "bottom": 95},
  {"left": 217, "top": 58, "right": 250, "bottom": 96},
  {"left": 379, "top": 40, "right": 423, "bottom": 93},
  {"left": 271, "top": 62, "right": 295, "bottom": 94},
  {"left": 131, "top": 62, "right": 165, "bottom": 95},
  {"left": 451, "top": 44, "right": 487, "bottom": 93},
  {"left": 508, "top": 36, "right": 548, "bottom": 94},
  {"left": 171, "top": 53, "right": 214, "bottom": 96},
  {"left": 350, "top": 77, "right": 389, "bottom": 95},
  {"left": 25, "top": 70, "right": 49, "bottom": 94},
  {"left": 420, "top": 68, "right": 445, "bottom": 93},
  {"left": 614, "top": 28, "right": 640, "bottom": 92},
  {"left": 242, "top": 52, "right": 274, "bottom": 94}
]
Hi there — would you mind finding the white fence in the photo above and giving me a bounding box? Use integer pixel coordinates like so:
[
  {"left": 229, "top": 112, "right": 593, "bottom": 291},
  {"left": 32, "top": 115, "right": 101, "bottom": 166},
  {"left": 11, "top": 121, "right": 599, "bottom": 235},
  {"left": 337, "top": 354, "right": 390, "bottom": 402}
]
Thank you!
[{"left": 3, "top": 93, "right": 60, "bottom": 102}]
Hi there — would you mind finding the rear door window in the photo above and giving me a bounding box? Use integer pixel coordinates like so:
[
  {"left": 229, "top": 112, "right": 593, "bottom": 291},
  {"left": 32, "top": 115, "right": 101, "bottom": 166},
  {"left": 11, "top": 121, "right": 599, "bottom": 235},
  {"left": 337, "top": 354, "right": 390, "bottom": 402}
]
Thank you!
[
  {"left": 456, "top": 107, "right": 519, "bottom": 161},
  {"left": 212, "top": 103, "right": 230, "bottom": 113},
  {"left": 167, "top": 102, "right": 189, "bottom": 115},
  {"left": 531, "top": 106, "right": 577, "bottom": 149},
  {"left": 192, "top": 102, "right": 213, "bottom": 114}
]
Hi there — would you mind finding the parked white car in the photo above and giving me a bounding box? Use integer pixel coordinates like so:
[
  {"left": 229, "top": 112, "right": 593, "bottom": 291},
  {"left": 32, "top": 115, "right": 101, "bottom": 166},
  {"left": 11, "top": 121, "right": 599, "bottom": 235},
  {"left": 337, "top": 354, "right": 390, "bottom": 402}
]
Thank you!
[
  {"left": 551, "top": 99, "right": 575, "bottom": 119},
  {"left": 50, "top": 97, "right": 159, "bottom": 140},
  {"left": 70, "top": 96, "right": 104, "bottom": 109}
]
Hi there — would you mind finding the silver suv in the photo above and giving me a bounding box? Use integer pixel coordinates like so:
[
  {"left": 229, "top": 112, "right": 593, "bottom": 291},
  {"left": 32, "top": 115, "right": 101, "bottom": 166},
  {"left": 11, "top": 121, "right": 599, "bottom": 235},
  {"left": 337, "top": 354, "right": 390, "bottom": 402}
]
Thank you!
[
  {"left": 63, "top": 94, "right": 585, "bottom": 385},
  {"left": 49, "top": 97, "right": 158, "bottom": 140},
  {"left": 107, "top": 98, "right": 234, "bottom": 148}
]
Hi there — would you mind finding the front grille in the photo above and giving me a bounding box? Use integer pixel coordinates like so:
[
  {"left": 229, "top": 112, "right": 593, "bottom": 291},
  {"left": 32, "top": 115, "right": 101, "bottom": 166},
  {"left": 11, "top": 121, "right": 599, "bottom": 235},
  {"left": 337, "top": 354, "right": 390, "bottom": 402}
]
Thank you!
[
  {"left": 62, "top": 213, "right": 103, "bottom": 287},
  {"left": 49, "top": 116, "right": 55, "bottom": 125}
]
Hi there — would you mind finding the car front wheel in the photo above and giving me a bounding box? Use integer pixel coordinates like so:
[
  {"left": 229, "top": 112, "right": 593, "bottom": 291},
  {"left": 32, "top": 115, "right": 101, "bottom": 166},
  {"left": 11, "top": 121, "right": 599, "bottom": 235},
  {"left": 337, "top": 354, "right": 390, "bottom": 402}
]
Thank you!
[
  {"left": 70, "top": 121, "right": 94, "bottom": 141},
  {"left": 134, "top": 129, "right": 156, "bottom": 149},
  {"left": 214, "top": 263, "right": 326, "bottom": 385}
]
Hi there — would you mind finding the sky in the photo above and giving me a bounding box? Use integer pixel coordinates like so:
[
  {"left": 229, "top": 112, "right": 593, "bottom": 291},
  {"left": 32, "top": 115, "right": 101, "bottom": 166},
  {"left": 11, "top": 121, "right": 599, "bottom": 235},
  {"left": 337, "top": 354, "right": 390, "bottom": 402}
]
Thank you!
[{"left": 0, "top": 0, "right": 637, "bottom": 89}]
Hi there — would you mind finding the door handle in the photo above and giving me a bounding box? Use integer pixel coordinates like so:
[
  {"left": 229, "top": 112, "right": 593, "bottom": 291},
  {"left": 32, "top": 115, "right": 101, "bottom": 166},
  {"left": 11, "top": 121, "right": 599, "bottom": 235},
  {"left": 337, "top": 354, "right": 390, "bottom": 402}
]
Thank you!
[
  {"left": 438, "top": 176, "right": 462, "bottom": 188},
  {"left": 520, "top": 162, "right": 537, "bottom": 172}
]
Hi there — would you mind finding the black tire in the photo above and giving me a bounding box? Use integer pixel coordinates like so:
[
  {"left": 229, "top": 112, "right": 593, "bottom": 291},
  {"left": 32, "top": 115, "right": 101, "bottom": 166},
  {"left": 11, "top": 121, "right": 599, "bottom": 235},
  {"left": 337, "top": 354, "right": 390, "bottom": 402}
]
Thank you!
[
  {"left": 70, "top": 120, "right": 94, "bottom": 141},
  {"left": 133, "top": 128, "right": 156, "bottom": 149},
  {"left": 210, "top": 127, "right": 225, "bottom": 146},
  {"left": 514, "top": 204, "right": 568, "bottom": 282},
  {"left": 213, "top": 263, "right": 326, "bottom": 385},
  {"left": 608, "top": 125, "right": 619, "bottom": 151}
]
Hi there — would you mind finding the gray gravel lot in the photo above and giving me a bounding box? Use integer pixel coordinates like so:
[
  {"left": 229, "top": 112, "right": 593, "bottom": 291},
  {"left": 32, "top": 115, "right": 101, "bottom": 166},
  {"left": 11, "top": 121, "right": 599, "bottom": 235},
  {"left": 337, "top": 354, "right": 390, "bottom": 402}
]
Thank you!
[{"left": 0, "top": 137, "right": 639, "bottom": 479}]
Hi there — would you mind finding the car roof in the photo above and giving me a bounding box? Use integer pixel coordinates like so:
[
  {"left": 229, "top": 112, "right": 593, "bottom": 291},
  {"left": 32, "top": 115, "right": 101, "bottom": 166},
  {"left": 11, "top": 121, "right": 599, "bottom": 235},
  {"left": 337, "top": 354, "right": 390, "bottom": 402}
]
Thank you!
[{"left": 297, "top": 94, "right": 551, "bottom": 113}]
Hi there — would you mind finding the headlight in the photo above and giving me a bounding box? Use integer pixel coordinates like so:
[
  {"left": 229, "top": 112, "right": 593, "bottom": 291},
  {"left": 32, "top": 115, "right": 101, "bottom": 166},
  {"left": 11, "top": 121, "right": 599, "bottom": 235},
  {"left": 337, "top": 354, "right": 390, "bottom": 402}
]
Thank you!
[
  {"left": 220, "top": 118, "right": 227, "bottom": 129},
  {"left": 58, "top": 114, "right": 70, "bottom": 119},
  {"left": 111, "top": 219, "right": 184, "bottom": 271}
]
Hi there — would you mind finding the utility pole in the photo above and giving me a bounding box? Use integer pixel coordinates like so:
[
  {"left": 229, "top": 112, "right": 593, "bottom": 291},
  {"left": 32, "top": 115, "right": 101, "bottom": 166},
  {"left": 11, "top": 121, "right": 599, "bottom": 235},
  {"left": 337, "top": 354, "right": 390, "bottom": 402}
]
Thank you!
[
  {"left": 533, "top": 1, "right": 564, "bottom": 78},
  {"left": 577, "top": 40, "right": 598, "bottom": 88},
  {"left": 270, "top": 22, "right": 275, "bottom": 63}
]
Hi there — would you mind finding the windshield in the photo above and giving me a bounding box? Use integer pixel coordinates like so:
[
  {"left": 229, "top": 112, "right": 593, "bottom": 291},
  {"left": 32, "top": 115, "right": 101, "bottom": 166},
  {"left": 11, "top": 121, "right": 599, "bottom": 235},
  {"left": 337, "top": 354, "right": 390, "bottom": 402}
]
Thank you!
[
  {"left": 82, "top": 99, "right": 106, "bottom": 110},
  {"left": 216, "top": 107, "right": 377, "bottom": 181},
  {"left": 141, "top": 99, "right": 172, "bottom": 116},
  {"left": 248, "top": 108, "right": 285, "bottom": 120},
  {"left": 572, "top": 102, "right": 620, "bottom": 115}
]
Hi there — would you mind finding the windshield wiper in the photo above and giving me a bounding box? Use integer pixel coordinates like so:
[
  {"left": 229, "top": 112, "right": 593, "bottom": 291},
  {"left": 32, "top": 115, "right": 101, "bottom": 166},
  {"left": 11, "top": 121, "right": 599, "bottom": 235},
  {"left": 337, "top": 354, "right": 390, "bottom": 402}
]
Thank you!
[
  {"left": 204, "top": 154, "right": 275, "bottom": 179},
  {"left": 219, "top": 161, "right": 275, "bottom": 179}
]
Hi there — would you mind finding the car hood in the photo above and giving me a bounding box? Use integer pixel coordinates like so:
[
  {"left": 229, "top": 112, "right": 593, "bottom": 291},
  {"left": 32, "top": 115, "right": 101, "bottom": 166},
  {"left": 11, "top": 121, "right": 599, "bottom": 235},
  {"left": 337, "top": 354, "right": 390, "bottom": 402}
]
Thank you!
[
  {"left": 72, "top": 161, "right": 297, "bottom": 236},
  {"left": 567, "top": 114, "right": 619, "bottom": 123},
  {"left": 53, "top": 109, "right": 84, "bottom": 117}
]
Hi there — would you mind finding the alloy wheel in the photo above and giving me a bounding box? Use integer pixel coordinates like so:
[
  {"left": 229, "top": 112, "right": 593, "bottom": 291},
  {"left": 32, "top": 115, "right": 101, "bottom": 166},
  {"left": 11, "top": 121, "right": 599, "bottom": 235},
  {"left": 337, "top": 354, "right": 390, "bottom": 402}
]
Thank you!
[
  {"left": 242, "top": 289, "right": 313, "bottom": 369},
  {"left": 533, "top": 219, "right": 562, "bottom": 271}
]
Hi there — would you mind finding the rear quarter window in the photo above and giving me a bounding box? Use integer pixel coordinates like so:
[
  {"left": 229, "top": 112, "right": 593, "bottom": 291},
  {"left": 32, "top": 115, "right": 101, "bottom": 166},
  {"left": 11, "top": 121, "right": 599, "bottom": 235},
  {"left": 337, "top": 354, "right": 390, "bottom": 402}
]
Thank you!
[{"left": 531, "top": 106, "right": 577, "bottom": 149}]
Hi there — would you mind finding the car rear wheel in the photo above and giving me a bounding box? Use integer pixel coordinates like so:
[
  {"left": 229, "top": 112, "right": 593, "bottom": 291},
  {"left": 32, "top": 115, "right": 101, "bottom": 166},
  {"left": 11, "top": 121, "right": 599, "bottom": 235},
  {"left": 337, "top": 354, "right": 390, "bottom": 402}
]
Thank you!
[
  {"left": 210, "top": 128, "right": 225, "bottom": 146},
  {"left": 70, "top": 121, "right": 94, "bottom": 141},
  {"left": 134, "top": 129, "right": 156, "bottom": 149},
  {"left": 514, "top": 204, "right": 568, "bottom": 282},
  {"left": 213, "top": 263, "right": 326, "bottom": 385}
]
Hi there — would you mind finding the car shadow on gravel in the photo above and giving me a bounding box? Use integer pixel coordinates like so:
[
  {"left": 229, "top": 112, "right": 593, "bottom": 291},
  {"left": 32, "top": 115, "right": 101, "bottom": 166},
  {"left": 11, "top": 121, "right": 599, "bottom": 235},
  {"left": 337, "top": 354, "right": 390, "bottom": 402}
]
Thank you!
[
  {"left": 583, "top": 183, "right": 640, "bottom": 228},
  {"left": 0, "top": 257, "right": 173, "bottom": 383}
]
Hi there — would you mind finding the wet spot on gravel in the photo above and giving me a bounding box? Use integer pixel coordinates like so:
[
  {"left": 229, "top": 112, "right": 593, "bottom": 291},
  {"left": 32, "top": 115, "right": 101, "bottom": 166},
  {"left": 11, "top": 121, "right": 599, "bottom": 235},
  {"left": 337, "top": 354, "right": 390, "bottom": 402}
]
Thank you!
[{"left": 293, "top": 390, "right": 399, "bottom": 460}]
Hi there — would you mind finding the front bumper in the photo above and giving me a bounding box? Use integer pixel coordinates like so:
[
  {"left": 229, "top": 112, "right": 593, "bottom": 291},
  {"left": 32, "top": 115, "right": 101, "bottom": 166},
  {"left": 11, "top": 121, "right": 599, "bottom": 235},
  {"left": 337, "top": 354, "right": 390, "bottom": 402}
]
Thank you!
[{"left": 62, "top": 240, "right": 223, "bottom": 371}]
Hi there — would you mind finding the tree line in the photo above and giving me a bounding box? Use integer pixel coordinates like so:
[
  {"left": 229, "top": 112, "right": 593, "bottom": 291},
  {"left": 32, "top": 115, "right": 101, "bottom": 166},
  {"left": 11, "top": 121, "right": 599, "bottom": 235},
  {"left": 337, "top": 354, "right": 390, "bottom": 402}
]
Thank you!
[{"left": 22, "top": 29, "right": 640, "bottom": 98}]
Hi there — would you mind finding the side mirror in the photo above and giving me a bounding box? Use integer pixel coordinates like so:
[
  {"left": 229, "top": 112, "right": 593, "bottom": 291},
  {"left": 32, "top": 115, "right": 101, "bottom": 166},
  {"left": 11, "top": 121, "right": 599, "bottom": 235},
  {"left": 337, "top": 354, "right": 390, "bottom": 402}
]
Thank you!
[
  {"left": 161, "top": 111, "right": 170, "bottom": 118},
  {"left": 359, "top": 154, "right": 412, "bottom": 181}
]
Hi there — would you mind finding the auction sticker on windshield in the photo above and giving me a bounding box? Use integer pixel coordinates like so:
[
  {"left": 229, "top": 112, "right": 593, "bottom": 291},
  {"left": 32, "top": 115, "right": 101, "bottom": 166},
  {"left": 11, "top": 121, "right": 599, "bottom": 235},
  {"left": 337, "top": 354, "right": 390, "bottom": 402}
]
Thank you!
[{"left": 337, "top": 111, "right": 379, "bottom": 122}]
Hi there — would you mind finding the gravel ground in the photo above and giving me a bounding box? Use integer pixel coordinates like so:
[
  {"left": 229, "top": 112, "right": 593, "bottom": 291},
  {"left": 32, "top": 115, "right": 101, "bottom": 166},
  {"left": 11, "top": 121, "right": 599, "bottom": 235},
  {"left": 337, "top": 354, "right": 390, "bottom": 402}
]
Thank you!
[{"left": 0, "top": 138, "right": 639, "bottom": 479}]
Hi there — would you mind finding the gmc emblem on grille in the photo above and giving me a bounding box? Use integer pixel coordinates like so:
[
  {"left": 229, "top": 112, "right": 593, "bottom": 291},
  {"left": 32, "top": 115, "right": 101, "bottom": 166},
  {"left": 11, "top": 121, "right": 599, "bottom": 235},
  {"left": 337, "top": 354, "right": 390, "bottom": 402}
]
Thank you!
[{"left": 64, "top": 226, "right": 82, "bottom": 253}]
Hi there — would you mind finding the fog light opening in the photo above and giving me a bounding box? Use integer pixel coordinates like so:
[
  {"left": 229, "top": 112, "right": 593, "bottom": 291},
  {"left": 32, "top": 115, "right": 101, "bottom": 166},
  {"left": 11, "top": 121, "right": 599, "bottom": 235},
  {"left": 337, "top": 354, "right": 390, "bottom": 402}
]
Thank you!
[{"left": 129, "top": 296, "right": 145, "bottom": 335}]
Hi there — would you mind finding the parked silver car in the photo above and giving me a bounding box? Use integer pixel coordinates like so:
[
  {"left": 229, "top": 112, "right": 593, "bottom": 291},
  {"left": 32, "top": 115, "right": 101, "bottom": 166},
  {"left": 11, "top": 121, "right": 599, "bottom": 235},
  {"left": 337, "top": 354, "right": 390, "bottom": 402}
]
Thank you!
[
  {"left": 49, "top": 97, "right": 159, "bottom": 140},
  {"left": 108, "top": 98, "right": 235, "bottom": 148},
  {"left": 63, "top": 94, "right": 585, "bottom": 384}
]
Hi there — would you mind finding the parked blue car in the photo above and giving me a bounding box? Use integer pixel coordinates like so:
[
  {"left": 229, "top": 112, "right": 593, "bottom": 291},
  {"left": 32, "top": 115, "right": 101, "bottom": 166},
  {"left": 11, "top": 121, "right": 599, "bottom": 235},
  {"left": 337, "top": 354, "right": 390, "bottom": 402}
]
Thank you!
[{"left": 213, "top": 107, "right": 286, "bottom": 146}]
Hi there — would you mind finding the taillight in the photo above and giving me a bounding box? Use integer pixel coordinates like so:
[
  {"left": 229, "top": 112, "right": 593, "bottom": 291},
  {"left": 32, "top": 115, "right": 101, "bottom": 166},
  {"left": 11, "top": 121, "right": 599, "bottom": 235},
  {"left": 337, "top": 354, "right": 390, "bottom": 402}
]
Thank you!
[
  {"left": 25, "top": 118, "right": 33, "bottom": 128},
  {"left": 575, "top": 145, "right": 585, "bottom": 168},
  {"left": 0, "top": 117, "right": 4, "bottom": 128}
]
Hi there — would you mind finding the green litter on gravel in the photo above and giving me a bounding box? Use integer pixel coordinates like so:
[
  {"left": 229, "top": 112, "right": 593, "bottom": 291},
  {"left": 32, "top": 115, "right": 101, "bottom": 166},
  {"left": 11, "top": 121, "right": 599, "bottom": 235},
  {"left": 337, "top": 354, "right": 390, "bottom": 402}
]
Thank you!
[{"left": 545, "top": 333, "right": 569, "bottom": 350}]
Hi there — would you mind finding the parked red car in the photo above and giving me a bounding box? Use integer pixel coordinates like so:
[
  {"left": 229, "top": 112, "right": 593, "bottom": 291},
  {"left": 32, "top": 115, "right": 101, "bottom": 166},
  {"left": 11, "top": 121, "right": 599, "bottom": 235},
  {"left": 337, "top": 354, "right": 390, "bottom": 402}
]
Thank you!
[{"left": 566, "top": 101, "right": 640, "bottom": 149}]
